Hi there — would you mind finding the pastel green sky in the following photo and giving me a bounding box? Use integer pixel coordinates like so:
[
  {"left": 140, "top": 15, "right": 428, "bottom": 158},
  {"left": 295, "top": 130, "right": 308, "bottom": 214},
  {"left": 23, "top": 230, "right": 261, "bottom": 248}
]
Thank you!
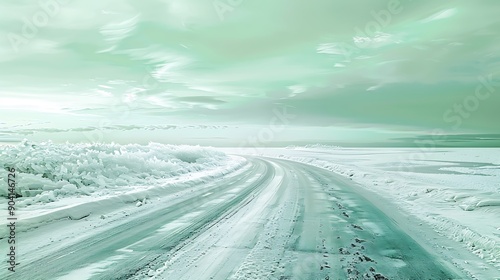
[{"left": 0, "top": 0, "right": 499, "bottom": 146}]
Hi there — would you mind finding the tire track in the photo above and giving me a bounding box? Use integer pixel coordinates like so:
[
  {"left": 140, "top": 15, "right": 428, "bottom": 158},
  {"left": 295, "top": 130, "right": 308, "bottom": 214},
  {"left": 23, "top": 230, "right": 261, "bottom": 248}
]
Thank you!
[{"left": 11, "top": 159, "right": 272, "bottom": 280}]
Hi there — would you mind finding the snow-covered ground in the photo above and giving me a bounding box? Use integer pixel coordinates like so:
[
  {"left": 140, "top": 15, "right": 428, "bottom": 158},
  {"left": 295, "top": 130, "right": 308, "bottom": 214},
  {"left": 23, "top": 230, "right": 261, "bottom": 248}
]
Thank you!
[
  {"left": 225, "top": 147, "right": 500, "bottom": 275},
  {"left": 1, "top": 145, "right": 499, "bottom": 279},
  {"left": 0, "top": 141, "right": 245, "bottom": 234}
]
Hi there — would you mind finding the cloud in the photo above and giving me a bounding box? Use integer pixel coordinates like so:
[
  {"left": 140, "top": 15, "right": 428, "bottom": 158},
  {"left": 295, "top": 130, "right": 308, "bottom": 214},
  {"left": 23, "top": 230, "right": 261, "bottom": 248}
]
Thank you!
[
  {"left": 174, "top": 96, "right": 226, "bottom": 104},
  {"left": 1, "top": 0, "right": 499, "bottom": 145}
]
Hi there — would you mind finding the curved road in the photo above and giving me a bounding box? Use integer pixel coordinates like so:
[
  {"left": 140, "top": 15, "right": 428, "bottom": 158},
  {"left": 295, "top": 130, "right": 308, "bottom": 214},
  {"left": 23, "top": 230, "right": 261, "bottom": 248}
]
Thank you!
[{"left": 5, "top": 157, "right": 465, "bottom": 280}]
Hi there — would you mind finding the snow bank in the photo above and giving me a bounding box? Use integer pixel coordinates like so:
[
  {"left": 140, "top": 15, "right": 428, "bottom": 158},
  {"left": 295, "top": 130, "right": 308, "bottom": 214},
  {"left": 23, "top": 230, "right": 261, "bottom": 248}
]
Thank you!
[{"left": 0, "top": 140, "right": 231, "bottom": 206}]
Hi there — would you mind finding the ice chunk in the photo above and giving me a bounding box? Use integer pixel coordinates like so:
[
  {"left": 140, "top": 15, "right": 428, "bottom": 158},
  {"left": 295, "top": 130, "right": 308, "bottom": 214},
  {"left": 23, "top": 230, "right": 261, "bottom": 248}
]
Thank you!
[{"left": 0, "top": 141, "right": 229, "bottom": 206}]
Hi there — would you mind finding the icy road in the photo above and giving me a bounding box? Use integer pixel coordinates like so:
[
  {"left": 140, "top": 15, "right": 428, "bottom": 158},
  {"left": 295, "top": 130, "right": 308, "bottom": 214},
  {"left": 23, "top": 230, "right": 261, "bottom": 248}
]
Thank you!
[{"left": 5, "top": 157, "right": 468, "bottom": 280}]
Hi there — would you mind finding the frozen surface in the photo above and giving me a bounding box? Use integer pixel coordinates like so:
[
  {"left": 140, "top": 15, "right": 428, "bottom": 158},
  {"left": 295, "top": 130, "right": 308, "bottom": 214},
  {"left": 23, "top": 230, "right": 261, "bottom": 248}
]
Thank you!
[
  {"left": 226, "top": 147, "right": 500, "bottom": 273},
  {"left": 1, "top": 146, "right": 499, "bottom": 279},
  {"left": 0, "top": 141, "right": 242, "bottom": 206}
]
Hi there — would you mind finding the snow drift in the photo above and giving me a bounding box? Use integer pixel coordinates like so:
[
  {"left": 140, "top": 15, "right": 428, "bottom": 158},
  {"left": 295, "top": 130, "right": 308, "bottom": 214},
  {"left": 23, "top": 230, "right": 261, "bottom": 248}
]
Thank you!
[{"left": 0, "top": 140, "right": 231, "bottom": 206}]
